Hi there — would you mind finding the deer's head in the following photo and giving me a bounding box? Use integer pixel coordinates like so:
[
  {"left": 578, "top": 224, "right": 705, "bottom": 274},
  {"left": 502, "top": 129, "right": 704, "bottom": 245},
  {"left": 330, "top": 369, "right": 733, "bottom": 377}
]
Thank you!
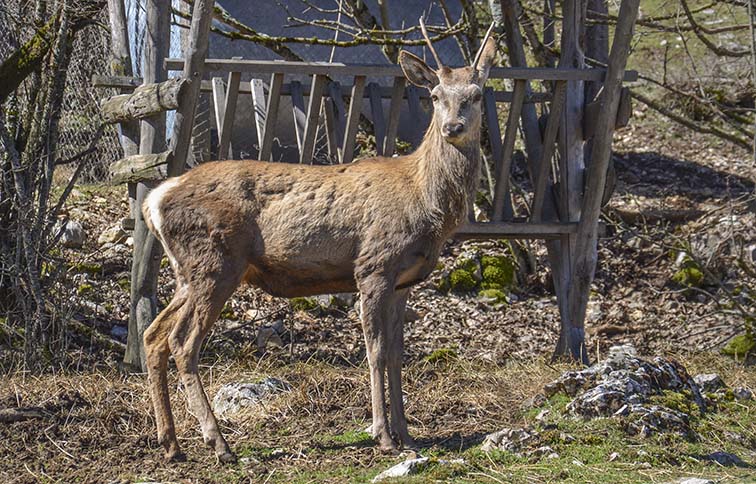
[{"left": 399, "top": 21, "right": 496, "bottom": 146}]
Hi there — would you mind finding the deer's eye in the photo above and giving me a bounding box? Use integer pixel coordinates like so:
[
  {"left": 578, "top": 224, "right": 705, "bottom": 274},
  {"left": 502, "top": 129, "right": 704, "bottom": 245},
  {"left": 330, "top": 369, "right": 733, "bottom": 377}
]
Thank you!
[
  {"left": 431, "top": 94, "right": 439, "bottom": 102},
  {"left": 472, "top": 92, "right": 482, "bottom": 103}
]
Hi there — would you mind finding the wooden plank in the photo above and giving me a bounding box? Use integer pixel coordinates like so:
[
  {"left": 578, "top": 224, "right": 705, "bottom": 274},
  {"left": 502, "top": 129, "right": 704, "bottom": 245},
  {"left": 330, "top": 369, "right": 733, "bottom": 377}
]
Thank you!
[
  {"left": 93, "top": 74, "right": 556, "bottom": 104},
  {"left": 219, "top": 65, "right": 241, "bottom": 159},
  {"left": 367, "top": 82, "right": 386, "bottom": 156},
  {"left": 300, "top": 74, "right": 327, "bottom": 164},
  {"left": 165, "top": 58, "right": 638, "bottom": 82},
  {"left": 454, "top": 222, "right": 577, "bottom": 240},
  {"left": 250, "top": 78, "right": 266, "bottom": 150},
  {"left": 260, "top": 72, "right": 283, "bottom": 161},
  {"left": 342, "top": 75, "right": 366, "bottom": 164},
  {"left": 290, "top": 80, "right": 306, "bottom": 155},
  {"left": 492, "top": 79, "right": 527, "bottom": 221},
  {"left": 531, "top": 80, "right": 567, "bottom": 222},
  {"left": 382, "top": 77, "right": 405, "bottom": 156}
]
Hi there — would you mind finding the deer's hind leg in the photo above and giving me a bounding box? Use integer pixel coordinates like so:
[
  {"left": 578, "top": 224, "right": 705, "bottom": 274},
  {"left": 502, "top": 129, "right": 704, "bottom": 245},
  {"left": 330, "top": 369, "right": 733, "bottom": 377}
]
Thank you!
[
  {"left": 168, "top": 262, "right": 245, "bottom": 464},
  {"left": 144, "top": 283, "right": 189, "bottom": 462}
]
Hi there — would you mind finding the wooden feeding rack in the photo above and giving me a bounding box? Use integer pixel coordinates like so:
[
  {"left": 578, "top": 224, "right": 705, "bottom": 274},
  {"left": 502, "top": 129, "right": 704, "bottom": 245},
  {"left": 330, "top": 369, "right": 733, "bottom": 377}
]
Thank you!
[{"left": 95, "top": 0, "right": 641, "bottom": 369}]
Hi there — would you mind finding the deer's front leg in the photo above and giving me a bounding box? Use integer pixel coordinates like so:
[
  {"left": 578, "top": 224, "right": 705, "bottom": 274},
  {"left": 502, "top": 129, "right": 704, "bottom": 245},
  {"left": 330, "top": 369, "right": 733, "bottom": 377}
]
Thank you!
[
  {"left": 386, "top": 288, "right": 415, "bottom": 448},
  {"left": 358, "top": 273, "right": 397, "bottom": 452}
]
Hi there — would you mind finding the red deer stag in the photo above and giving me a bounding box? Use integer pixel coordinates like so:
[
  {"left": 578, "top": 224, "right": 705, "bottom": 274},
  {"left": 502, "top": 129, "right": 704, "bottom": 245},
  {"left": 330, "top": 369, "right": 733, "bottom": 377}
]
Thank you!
[{"left": 143, "top": 21, "right": 497, "bottom": 463}]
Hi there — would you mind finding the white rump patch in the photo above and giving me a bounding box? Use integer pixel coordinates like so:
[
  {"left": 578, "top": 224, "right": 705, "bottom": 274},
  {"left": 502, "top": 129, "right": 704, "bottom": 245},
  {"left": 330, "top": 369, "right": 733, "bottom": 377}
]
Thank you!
[{"left": 146, "top": 178, "right": 180, "bottom": 267}]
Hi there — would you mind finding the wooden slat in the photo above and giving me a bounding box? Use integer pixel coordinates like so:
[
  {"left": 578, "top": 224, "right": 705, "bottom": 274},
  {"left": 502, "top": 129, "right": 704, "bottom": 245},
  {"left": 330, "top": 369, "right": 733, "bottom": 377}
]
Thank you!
[
  {"left": 367, "top": 82, "right": 386, "bottom": 156},
  {"left": 250, "top": 78, "right": 266, "bottom": 149},
  {"left": 260, "top": 72, "right": 283, "bottom": 161},
  {"left": 300, "top": 74, "right": 327, "bottom": 164},
  {"left": 218, "top": 67, "right": 241, "bottom": 159},
  {"left": 290, "top": 80, "right": 306, "bottom": 155},
  {"left": 342, "top": 76, "right": 365, "bottom": 164},
  {"left": 492, "top": 79, "right": 527, "bottom": 221},
  {"left": 531, "top": 80, "right": 567, "bottom": 222},
  {"left": 323, "top": 95, "right": 338, "bottom": 160},
  {"left": 382, "top": 77, "right": 406, "bottom": 156},
  {"left": 454, "top": 222, "right": 577, "bottom": 240},
  {"left": 165, "top": 58, "right": 638, "bottom": 82},
  {"left": 328, "top": 81, "right": 346, "bottom": 161},
  {"left": 211, "top": 77, "right": 226, "bottom": 155}
]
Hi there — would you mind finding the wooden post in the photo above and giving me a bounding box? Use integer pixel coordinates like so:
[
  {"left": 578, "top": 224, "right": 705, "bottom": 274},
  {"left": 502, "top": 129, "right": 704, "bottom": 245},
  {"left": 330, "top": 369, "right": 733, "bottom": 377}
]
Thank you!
[
  {"left": 125, "top": 0, "right": 170, "bottom": 371},
  {"left": 551, "top": 0, "right": 587, "bottom": 362},
  {"left": 565, "top": 0, "right": 640, "bottom": 361},
  {"left": 167, "top": 0, "right": 215, "bottom": 177}
]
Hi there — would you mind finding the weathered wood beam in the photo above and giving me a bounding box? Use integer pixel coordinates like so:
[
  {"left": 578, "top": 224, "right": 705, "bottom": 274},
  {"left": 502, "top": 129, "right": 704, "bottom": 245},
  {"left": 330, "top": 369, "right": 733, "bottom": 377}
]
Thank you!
[
  {"left": 110, "top": 151, "right": 170, "bottom": 184},
  {"left": 126, "top": 0, "right": 170, "bottom": 371},
  {"left": 165, "top": 58, "right": 637, "bottom": 82},
  {"left": 93, "top": 74, "right": 555, "bottom": 103},
  {"left": 492, "top": 79, "right": 526, "bottom": 221},
  {"left": 300, "top": 74, "right": 327, "bottom": 164},
  {"left": 454, "top": 222, "right": 577, "bottom": 240},
  {"left": 566, "top": 0, "right": 640, "bottom": 362},
  {"left": 101, "top": 77, "right": 187, "bottom": 124},
  {"left": 167, "top": 0, "right": 214, "bottom": 178}
]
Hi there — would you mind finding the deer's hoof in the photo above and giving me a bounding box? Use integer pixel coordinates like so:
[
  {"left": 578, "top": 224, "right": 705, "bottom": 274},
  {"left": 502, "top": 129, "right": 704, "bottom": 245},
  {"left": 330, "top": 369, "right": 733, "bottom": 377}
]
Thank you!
[
  {"left": 217, "top": 450, "right": 238, "bottom": 464},
  {"left": 164, "top": 449, "right": 186, "bottom": 463}
]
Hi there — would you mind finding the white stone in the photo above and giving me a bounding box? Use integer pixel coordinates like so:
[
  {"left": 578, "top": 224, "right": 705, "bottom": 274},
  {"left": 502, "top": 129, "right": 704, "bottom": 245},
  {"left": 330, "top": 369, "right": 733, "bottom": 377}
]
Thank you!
[
  {"left": 59, "top": 220, "right": 85, "bottom": 248},
  {"left": 212, "top": 378, "right": 290, "bottom": 416}
]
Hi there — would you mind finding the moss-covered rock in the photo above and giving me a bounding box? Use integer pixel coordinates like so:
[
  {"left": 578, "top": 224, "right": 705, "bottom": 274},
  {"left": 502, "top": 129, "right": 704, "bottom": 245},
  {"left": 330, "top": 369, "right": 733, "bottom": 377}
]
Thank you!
[
  {"left": 479, "top": 288, "right": 508, "bottom": 306},
  {"left": 480, "top": 255, "right": 517, "bottom": 290},
  {"left": 289, "top": 297, "right": 320, "bottom": 312},
  {"left": 672, "top": 265, "right": 704, "bottom": 287},
  {"left": 449, "top": 268, "right": 478, "bottom": 292},
  {"left": 76, "top": 283, "right": 93, "bottom": 296},
  {"left": 425, "top": 347, "right": 458, "bottom": 364},
  {"left": 722, "top": 333, "right": 755, "bottom": 359}
]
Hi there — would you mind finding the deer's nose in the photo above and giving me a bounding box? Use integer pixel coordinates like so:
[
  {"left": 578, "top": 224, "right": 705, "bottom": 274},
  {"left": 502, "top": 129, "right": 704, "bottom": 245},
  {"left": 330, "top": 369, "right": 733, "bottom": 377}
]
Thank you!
[{"left": 443, "top": 122, "right": 465, "bottom": 137}]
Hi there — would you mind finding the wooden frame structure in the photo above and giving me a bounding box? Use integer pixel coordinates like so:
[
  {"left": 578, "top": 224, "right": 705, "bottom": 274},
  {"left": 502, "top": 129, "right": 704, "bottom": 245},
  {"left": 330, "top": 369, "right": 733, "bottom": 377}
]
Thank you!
[{"left": 99, "top": 0, "right": 640, "bottom": 369}]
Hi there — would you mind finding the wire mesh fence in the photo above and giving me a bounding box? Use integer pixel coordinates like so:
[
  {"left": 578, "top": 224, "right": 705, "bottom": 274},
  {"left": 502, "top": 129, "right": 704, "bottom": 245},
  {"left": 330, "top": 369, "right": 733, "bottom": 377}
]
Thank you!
[{"left": 0, "top": 2, "right": 122, "bottom": 183}]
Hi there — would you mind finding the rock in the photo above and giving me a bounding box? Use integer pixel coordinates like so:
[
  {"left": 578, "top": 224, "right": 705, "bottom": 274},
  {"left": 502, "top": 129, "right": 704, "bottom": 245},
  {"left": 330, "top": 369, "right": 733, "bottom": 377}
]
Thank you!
[
  {"left": 404, "top": 306, "right": 420, "bottom": 322},
  {"left": 677, "top": 479, "right": 714, "bottom": 484},
  {"left": 732, "top": 387, "right": 752, "bottom": 401},
  {"left": 371, "top": 457, "right": 464, "bottom": 482},
  {"left": 530, "top": 445, "right": 559, "bottom": 459},
  {"left": 372, "top": 457, "right": 429, "bottom": 482},
  {"left": 481, "top": 427, "right": 537, "bottom": 453},
  {"left": 703, "top": 451, "right": 746, "bottom": 467},
  {"left": 624, "top": 404, "right": 692, "bottom": 438},
  {"left": 110, "top": 325, "right": 128, "bottom": 340},
  {"left": 59, "top": 220, "right": 85, "bottom": 248},
  {"left": 256, "top": 327, "right": 284, "bottom": 352},
  {"left": 693, "top": 373, "right": 725, "bottom": 393},
  {"left": 97, "top": 224, "right": 127, "bottom": 246},
  {"left": 213, "top": 378, "right": 290, "bottom": 416}
]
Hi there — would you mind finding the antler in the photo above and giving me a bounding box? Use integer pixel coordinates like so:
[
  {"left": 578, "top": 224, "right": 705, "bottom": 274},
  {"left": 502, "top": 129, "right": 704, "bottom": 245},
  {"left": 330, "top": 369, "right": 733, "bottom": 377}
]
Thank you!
[
  {"left": 419, "top": 16, "right": 443, "bottom": 69},
  {"left": 471, "top": 22, "right": 496, "bottom": 71}
]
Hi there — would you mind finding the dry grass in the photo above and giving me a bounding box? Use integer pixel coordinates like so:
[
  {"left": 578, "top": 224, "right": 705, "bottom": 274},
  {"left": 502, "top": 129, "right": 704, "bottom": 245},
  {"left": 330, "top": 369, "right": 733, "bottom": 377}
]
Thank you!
[{"left": 0, "top": 350, "right": 753, "bottom": 483}]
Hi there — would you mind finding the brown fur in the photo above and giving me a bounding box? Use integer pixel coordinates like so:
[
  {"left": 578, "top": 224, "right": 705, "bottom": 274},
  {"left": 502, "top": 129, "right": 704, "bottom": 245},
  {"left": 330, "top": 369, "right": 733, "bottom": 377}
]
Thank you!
[{"left": 142, "top": 37, "right": 497, "bottom": 463}]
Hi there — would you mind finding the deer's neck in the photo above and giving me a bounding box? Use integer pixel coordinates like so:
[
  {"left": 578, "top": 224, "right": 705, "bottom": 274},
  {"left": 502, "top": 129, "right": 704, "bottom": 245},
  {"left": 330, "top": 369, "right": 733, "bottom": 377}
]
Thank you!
[{"left": 413, "top": 117, "right": 480, "bottom": 230}]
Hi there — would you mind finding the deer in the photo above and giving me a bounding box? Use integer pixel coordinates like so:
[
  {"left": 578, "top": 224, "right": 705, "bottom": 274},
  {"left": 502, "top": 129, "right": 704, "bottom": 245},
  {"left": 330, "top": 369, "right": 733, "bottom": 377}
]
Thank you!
[{"left": 142, "top": 20, "right": 497, "bottom": 463}]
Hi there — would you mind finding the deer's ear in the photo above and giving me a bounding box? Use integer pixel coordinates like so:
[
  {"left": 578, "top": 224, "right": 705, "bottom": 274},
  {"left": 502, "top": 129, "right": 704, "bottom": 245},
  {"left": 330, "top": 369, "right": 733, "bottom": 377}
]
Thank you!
[
  {"left": 475, "top": 37, "right": 497, "bottom": 85},
  {"left": 399, "top": 50, "right": 439, "bottom": 89}
]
